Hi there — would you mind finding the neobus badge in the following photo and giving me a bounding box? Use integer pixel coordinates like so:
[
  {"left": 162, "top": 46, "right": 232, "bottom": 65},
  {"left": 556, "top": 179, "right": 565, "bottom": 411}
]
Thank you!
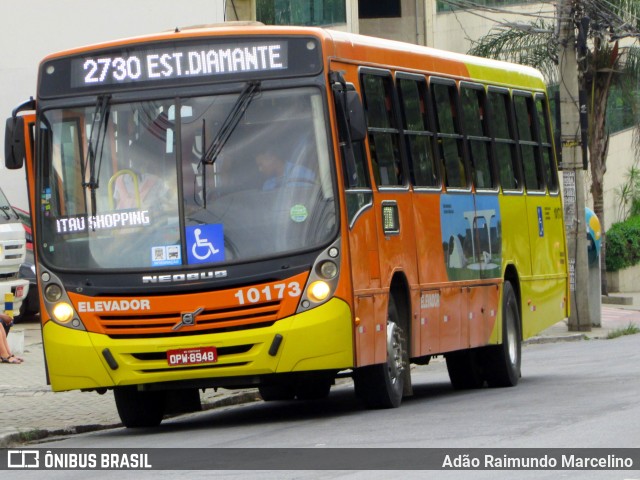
[{"left": 142, "top": 270, "right": 227, "bottom": 283}]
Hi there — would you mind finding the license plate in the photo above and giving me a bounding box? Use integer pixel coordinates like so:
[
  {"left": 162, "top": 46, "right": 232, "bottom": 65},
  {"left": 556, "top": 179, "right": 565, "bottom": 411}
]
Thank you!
[{"left": 167, "top": 347, "right": 217, "bottom": 366}]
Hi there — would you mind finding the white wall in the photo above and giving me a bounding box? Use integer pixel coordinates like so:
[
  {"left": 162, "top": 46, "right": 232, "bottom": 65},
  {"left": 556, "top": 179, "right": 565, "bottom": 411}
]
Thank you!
[
  {"left": 597, "top": 129, "right": 638, "bottom": 230},
  {"left": 0, "top": 0, "right": 224, "bottom": 210}
]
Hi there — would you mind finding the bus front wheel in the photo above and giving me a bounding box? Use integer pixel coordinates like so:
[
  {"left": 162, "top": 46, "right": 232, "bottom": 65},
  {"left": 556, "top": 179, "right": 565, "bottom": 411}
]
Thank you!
[
  {"left": 353, "top": 296, "right": 406, "bottom": 409},
  {"left": 114, "top": 386, "right": 165, "bottom": 428}
]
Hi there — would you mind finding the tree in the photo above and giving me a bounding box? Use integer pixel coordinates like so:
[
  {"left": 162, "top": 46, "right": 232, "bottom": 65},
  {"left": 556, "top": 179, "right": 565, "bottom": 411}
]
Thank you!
[{"left": 467, "top": 0, "right": 640, "bottom": 294}]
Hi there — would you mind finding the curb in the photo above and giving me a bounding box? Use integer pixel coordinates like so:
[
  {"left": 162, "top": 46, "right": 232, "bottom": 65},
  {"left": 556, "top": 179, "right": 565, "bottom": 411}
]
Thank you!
[{"left": 524, "top": 333, "right": 588, "bottom": 345}]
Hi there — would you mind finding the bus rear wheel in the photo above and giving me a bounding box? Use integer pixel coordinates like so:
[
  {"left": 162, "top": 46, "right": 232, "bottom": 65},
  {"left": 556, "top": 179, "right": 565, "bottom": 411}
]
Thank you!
[
  {"left": 353, "top": 297, "right": 406, "bottom": 409},
  {"left": 483, "top": 281, "right": 521, "bottom": 387},
  {"left": 114, "top": 386, "right": 165, "bottom": 428}
]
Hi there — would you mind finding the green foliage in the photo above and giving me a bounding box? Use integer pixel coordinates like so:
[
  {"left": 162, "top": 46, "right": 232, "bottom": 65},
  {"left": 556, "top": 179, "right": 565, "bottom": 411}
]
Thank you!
[
  {"left": 607, "top": 322, "right": 640, "bottom": 339},
  {"left": 605, "top": 216, "right": 640, "bottom": 271},
  {"left": 614, "top": 165, "right": 640, "bottom": 221},
  {"left": 467, "top": 19, "right": 558, "bottom": 84}
]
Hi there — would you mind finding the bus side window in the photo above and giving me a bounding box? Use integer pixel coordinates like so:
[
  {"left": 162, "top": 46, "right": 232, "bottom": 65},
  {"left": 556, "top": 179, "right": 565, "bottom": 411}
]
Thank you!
[
  {"left": 513, "top": 92, "right": 544, "bottom": 192},
  {"left": 488, "top": 89, "right": 520, "bottom": 192},
  {"left": 55, "top": 118, "right": 85, "bottom": 216},
  {"left": 397, "top": 76, "right": 438, "bottom": 188},
  {"left": 360, "top": 72, "right": 404, "bottom": 187},
  {"left": 460, "top": 83, "right": 494, "bottom": 190},
  {"left": 535, "top": 94, "right": 559, "bottom": 193},
  {"left": 431, "top": 79, "right": 466, "bottom": 189}
]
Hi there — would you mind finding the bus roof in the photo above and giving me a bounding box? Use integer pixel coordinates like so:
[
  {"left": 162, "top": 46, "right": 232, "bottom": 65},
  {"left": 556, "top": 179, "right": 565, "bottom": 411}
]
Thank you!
[{"left": 40, "top": 24, "right": 546, "bottom": 91}]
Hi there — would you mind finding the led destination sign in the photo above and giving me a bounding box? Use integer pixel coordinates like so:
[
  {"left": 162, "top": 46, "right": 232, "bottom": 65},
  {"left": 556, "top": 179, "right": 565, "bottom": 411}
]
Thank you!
[
  {"left": 72, "top": 41, "right": 287, "bottom": 87},
  {"left": 40, "top": 37, "right": 322, "bottom": 97}
]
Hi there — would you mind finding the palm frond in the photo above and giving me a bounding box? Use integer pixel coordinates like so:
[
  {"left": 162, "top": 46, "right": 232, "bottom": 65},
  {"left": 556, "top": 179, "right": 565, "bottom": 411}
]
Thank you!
[{"left": 468, "top": 19, "right": 558, "bottom": 84}]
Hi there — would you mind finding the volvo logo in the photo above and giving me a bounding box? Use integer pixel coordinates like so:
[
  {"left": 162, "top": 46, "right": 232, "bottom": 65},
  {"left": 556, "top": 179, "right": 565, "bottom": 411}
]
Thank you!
[{"left": 172, "top": 307, "right": 204, "bottom": 331}]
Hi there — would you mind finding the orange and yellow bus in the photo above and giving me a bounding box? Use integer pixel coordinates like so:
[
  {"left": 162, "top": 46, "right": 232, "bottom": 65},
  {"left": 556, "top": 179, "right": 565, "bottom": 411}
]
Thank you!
[{"left": 5, "top": 24, "right": 568, "bottom": 427}]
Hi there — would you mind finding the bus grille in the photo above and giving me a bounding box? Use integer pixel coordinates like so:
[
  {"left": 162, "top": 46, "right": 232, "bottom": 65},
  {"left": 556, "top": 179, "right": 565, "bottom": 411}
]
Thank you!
[{"left": 97, "top": 300, "right": 281, "bottom": 339}]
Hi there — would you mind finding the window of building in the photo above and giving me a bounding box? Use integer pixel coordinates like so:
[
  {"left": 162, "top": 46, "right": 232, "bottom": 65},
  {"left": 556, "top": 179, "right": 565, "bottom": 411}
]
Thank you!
[
  {"left": 437, "top": 0, "right": 540, "bottom": 13},
  {"left": 359, "top": 0, "right": 401, "bottom": 18},
  {"left": 257, "top": 0, "right": 346, "bottom": 26},
  {"left": 397, "top": 76, "right": 439, "bottom": 187}
]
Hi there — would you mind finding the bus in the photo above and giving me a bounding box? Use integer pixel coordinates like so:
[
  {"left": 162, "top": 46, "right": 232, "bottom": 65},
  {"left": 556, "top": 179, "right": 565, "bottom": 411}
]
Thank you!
[{"left": 5, "top": 24, "right": 568, "bottom": 428}]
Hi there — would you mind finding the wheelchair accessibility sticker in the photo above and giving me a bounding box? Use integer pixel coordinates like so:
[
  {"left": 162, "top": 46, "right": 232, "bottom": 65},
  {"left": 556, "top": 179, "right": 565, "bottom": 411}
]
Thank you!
[{"left": 186, "top": 224, "right": 225, "bottom": 264}]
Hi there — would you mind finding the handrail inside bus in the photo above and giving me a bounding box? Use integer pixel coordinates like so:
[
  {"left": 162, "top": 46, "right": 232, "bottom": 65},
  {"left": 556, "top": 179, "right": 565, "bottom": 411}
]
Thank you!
[{"left": 108, "top": 169, "right": 141, "bottom": 210}]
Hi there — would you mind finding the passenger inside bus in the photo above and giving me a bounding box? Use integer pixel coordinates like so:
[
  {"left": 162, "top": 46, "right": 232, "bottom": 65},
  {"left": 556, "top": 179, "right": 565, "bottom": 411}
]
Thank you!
[
  {"left": 111, "top": 115, "right": 176, "bottom": 212},
  {"left": 255, "top": 147, "right": 316, "bottom": 191},
  {"left": 113, "top": 140, "right": 172, "bottom": 210}
]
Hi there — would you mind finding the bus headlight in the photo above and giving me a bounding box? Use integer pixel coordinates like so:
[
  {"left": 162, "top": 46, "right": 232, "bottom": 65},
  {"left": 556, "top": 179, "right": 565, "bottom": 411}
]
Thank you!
[
  {"left": 52, "top": 302, "right": 74, "bottom": 323},
  {"left": 297, "top": 238, "right": 342, "bottom": 313},
  {"left": 44, "top": 283, "right": 63, "bottom": 302},
  {"left": 39, "top": 269, "right": 86, "bottom": 331},
  {"left": 308, "top": 281, "right": 331, "bottom": 302},
  {"left": 318, "top": 260, "right": 338, "bottom": 279}
]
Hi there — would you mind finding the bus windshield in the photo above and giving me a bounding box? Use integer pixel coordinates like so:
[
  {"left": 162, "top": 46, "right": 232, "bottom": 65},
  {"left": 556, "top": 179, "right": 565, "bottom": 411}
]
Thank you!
[{"left": 39, "top": 87, "right": 337, "bottom": 270}]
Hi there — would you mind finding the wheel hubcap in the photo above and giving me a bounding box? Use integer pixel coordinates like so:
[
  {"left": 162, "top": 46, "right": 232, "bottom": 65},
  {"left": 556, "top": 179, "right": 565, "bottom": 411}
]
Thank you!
[
  {"left": 386, "top": 322, "right": 404, "bottom": 385},
  {"left": 506, "top": 306, "right": 518, "bottom": 365}
]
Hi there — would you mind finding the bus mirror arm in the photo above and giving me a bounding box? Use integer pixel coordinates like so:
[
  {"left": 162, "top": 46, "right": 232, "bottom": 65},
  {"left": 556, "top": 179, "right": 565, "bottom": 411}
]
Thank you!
[
  {"left": 330, "top": 71, "right": 366, "bottom": 143},
  {"left": 4, "top": 98, "right": 36, "bottom": 170},
  {"left": 330, "top": 72, "right": 366, "bottom": 188},
  {"left": 346, "top": 91, "right": 366, "bottom": 143}
]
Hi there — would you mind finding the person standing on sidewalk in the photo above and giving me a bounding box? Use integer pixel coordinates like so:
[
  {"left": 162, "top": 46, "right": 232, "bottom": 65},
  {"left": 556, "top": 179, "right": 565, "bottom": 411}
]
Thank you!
[{"left": 0, "top": 313, "right": 22, "bottom": 364}]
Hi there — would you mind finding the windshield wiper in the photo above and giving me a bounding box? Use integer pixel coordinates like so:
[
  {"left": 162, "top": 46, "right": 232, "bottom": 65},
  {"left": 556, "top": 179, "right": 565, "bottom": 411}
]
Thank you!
[
  {"left": 82, "top": 94, "right": 111, "bottom": 225},
  {"left": 196, "top": 81, "right": 260, "bottom": 209},
  {"left": 201, "top": 81, "right": 260, "bottom": 166}
]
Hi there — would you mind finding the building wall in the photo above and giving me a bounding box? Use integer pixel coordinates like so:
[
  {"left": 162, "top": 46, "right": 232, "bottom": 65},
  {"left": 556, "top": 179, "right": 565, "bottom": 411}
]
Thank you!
[
  {"left": 598, "top": 128, "right": 637, "bottom": 230},
  {"left": 359, "top": 0, "right": 423, "bottom": 45},
  {"left": 431, "top": 4, "right": 555, "bottom": 53},
  {"left": 359, "top": 1, "right": 557, "bottom": 54}
]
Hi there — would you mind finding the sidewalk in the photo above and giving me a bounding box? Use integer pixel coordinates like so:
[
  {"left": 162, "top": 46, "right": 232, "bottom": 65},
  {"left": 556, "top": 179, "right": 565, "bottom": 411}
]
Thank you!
[{"left": 1, "top": 300, "right": 639, "bottom": 447}]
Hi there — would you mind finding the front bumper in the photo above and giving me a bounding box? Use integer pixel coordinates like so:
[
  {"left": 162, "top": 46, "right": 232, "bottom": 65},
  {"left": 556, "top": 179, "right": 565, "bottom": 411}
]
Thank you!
[{"left": 44, "top": 297, "right": 354, "bottom": 391}]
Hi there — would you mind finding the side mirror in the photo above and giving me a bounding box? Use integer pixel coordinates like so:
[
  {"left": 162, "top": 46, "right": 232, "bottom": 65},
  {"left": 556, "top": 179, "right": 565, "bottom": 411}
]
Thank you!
[
  {"left": 5, "top": 116, "right": 26, "bottom": 170},
  {"left": 346, "top": 91, "right": 366, "bottom": 143}
]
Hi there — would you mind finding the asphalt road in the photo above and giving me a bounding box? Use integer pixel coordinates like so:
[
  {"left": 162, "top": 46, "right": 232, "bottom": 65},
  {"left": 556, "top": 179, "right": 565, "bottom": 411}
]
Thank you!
[{"left": 12, "top": 334, "right": 640, "bottom": 480}]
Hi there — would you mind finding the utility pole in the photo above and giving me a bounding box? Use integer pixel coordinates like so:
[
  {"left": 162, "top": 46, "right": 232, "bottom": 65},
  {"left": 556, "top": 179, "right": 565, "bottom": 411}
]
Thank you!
[{"left": 557, "top": 0, "right": 591, "bottom": 331}]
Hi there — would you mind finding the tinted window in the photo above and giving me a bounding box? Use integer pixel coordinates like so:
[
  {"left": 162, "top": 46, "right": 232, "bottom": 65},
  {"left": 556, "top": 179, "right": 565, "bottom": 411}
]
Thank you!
[
  {"left": 432, "top": 80, "right": 466, "bottom": 189},
  {"left": 398, "top": 77, "right": 438, "bottom": 187},
  {"left": 488, "top": 89, "right": 520, "bottom": 191},
  {"left": 514, "top": 93, "right": 544, "bottom": 192},
  {"left": 361, "top": 73, "right": 404, "bottom": 186},
  {"left": 461, "top": 85, "right": 494, "bottom": 189}
]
